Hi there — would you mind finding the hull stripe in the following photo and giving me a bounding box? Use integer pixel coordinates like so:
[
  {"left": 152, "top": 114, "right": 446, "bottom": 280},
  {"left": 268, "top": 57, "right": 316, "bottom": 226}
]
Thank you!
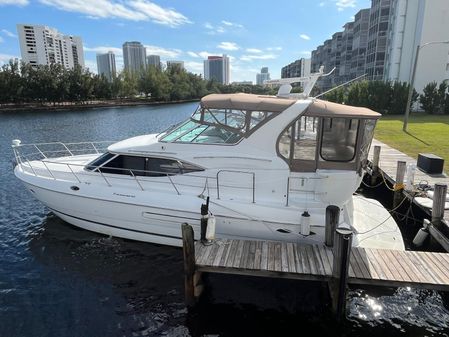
[{"left": 49, "top": 207, "right": 185, "bottom": 240}]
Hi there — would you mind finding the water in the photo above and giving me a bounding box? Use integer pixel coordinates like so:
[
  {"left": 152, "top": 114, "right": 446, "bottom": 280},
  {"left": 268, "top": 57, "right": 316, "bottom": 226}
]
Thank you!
[{"left": 1, "top": 103, "right": 448, "bottom": 337}]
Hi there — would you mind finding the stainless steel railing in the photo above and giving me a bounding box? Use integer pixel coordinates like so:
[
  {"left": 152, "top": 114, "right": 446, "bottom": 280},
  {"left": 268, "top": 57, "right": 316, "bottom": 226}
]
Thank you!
[{"left": 285, "top": 175, "right": 328, "bottom": 206}]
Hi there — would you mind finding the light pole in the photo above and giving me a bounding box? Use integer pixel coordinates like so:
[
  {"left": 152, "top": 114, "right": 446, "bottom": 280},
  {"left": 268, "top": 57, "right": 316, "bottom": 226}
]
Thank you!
[{"left": 403, "top": 40, "right": 449, "bottom": 132}]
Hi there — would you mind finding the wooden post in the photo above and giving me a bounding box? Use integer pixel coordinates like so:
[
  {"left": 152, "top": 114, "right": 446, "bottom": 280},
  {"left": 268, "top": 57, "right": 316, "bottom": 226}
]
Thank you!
[
  {"left": 182, "top": 223, "right": 196, "bottom": 307},
  {"left": 393, "top": 161, "right": 406, "bottom": 208},
  {"left": 330, "top": 227, "right": 353, "bottom": 321},
  {"left": 325, "top": 205, "right": 340, "bottom": 247},
  {"left": 371, "top": 145, "right": 381, "bottom": 185},
  {"left": 432, "top": 183, "right": 447, "bottom": 224}
]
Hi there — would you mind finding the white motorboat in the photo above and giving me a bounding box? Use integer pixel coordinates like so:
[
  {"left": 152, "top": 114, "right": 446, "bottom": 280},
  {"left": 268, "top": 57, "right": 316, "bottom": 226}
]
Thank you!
[{"left": 12, "top": 69, "right": 404, "bottom": 250}]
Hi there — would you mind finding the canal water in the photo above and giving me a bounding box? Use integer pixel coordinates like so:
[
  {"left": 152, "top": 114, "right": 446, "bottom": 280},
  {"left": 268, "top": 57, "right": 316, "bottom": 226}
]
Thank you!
[{"left": 0, "top": 103, "right": 448, "bottom": 337}]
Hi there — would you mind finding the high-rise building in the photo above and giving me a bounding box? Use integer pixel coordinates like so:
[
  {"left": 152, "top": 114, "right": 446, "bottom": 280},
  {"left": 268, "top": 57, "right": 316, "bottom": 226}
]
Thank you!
[
  {"left": 350, "top": 9, "right": 370, "bottom": 79},
  {"left": 122, "top": 41, "right": 146, "bottom": 73},
  {"left": 281, "top": 59, "right": 311, "bottom": 79},
  {"left": 17, "top": 24, "right": 85, "bottom": 69},
  {"left": 339, "top": 22, "right": 354, "bottom": 83},
  {"left": 385, "top": 0, "right": 449, "bottom": 93},
  {"left": 96, "top": 51, "right": 116, "bottom": 82},
  {"left": 166, "top": 60, "right": 184, "bottom": 71},
  {"left": 203, "top": 55, "right": 230, "bottom": 84},
  {"left": 256, "top": 67, "right": 270, "bottom": 85},
  {"left": 147, "top": 55, "right": 161, "bottom": 69}
]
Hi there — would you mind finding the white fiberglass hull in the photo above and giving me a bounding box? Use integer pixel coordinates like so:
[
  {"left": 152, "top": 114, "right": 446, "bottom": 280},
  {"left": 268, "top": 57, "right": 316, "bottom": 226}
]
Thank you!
[{"left": 15, "top": 163, "right": 404, "bottom": 250}]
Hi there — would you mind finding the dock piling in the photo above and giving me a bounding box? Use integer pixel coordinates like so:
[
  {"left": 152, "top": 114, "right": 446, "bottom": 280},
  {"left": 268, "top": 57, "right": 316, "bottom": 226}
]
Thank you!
[
  {"left": 325, "top": 205, "right": 340, "bottom": 247},
  {"left": 393, "top": 161, "right": 406, "bottom": 208},
  {"left": 182, "top": 223, "right": 196, "bottom": 306},
  {"left": 371, "top": 145, "right": 381, "bottom": 185},
  {"left": 330, "top": 227, "right": 353, "bottom": 321}
]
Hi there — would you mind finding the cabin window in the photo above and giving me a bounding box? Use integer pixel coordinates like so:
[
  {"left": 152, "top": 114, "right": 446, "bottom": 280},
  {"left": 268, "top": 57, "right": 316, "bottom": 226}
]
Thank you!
[
  {"left": 85, "top": 152, "right": 115, "bottom": 171},
  {"left": 320, "top": 118, "right": 359, "bottom": 162},
  {"left": 359, "top": 119, "right": 376, "bottom": 165},
  {"left": 159, "top": 105, "right": 277, "bottom": 145},
  {"left": 86, "top": 154, "right": 203, "bottom": 176},
  {"left": 293, "top": 117, "right": 318, "bottom": 161},
  {"left": 278, "top": 126, "right": 292, "bottom": 160}
]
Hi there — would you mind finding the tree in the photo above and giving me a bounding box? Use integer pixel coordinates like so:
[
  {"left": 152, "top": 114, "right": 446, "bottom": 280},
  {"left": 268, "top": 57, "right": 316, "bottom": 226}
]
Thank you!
[{"left": 420, "top": 82, "right": 440, "bottom": 114}]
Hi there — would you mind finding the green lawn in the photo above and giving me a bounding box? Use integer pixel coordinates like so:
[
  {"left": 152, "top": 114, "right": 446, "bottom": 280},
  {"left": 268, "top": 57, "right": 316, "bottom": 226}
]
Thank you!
[{"left": 374, "top": 113, "right": 449, "bottom": 173}]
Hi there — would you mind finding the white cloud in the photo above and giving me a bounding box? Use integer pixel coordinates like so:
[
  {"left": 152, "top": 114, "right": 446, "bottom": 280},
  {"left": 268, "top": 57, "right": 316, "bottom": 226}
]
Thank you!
[
  {"left": 184, "top": 61, "right": 203, "bottom": 75},
  {"left": 0, "top": 53, "right": 18, "bottom": 65},
  {"left": 300, "top": 34, "right": 311, "bottom": 40},
  {"left": 198, "top": 51, "right": 216, "bottom": 59},
  {"left": 217, "top": 41, "right": 239, "bottom": 51},
  {"left": 240, "top": 54, "right": 277, "bottom": 61},
  {"left": 334, "top": 0, "right": 357, "bottom": 10},
  {"left": 84, "top": 46, "right": 123, "bottom": 54},
  {"left": 350, "top": 15, "right": 355, "bottom": 20},
  {"left": 246, "top": 48, "right": 263, "bottom": 54},
  {"left": 267, "top": 46, "right": 282, "bottom": 51},
  {"left": 84, "top": 59, "right": 98, "bottom": 73},
  {"left": 319, "top": 2, "right": 325, "bottom": 7},
  {"left": 0, "top": 0, "right": 28, "bottom": 6},
  {"left": 221, "top": 20, "right": 244, "bottom": 28},
  {"left": 38, "top": 0, "right": 190, "bottom": 27},
  {"left": 1, "top": 29, "right": 17, "bottom": 38},
  {"left": 187, "top": 51, "right": 199, "bottom": 58},
  {"left": 203, "top": 22, "right": 213, "bottom": 30},
  {"left": 144, "top": 45, "right": 181, "bottom": 58}
]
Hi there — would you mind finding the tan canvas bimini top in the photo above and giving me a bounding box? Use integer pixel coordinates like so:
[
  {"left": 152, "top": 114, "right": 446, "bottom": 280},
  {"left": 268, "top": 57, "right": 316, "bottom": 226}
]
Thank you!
[
  {"left": 200, "top": 93, "right": 296, "bottom": 113},
  {"left": 200, "top": 93, "right": 381, "bottom": 119},
  {"left": 305, "top": 99, "right": 381, "bottom": 119}
]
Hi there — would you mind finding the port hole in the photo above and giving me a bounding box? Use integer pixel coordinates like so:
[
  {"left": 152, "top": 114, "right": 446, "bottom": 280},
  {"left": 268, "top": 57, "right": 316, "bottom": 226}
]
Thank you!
[{"left": 70, "top": 186, "right": 80, "bottom": 191}]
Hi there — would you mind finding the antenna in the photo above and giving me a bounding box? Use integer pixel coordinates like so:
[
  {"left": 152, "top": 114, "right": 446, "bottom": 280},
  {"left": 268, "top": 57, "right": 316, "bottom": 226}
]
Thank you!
[
  {"left": 264, "top": 66, "right": 335, "bottom": 98},
  {"left": 314, "top": 73, "right": 367, "bottom": 99}
]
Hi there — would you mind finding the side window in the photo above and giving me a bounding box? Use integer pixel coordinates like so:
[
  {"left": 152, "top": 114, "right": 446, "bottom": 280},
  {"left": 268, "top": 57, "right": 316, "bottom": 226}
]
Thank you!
[
  {"left": 293, "top": 117, "right": 318, "bottom": 161},
  {"left": 278, "top": 126, "right": 292, "bottom": 160},
  {"left": 147, "top": 158, "right": 181, "bottom": 176},
  {"left": 321, "top": 118, "right": 359, "bottom": 162},
  {"left": 85, "top": 152, "right": 115, "bottom": 171},
  {"left": 100, "top": 155, "right": 145, "bottom": 175}
]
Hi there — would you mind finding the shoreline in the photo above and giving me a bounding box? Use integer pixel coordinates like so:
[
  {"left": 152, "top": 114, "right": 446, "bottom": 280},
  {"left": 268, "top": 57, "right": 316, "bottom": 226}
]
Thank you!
[{"left": 0, "top": 98, "right": 200, "bottom": 113}]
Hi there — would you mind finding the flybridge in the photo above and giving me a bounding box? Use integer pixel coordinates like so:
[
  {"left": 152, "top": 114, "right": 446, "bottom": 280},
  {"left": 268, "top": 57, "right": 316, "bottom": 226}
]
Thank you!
[{"left": 264, "top": 66, "right": 335, "bottom": 99}]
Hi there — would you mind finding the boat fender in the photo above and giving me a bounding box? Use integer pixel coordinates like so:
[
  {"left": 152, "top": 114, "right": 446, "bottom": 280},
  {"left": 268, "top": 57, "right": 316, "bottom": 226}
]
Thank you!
[
  {"left": 206, "top": 215, "right": 216, "bottom": 240},
  {"left": 412, "top": 219, "right": 430, "bottom": 247},
  {"left": 300, "top": 211, "right": 311, "bottom": 236}
]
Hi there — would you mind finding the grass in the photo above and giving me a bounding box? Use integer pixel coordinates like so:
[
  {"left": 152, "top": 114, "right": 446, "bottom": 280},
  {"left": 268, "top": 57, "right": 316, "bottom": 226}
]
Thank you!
[{"left": 374, "top": 113, "right": 449, "bottom": 173}]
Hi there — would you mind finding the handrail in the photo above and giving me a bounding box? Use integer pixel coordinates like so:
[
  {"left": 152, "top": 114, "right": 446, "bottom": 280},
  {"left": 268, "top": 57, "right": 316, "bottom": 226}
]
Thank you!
[
  {"left": 286, "top": 175, "right": 328, "bottom": 206},
  {"left": 216, "top": 169, "right": 256, "bottom": 203}
]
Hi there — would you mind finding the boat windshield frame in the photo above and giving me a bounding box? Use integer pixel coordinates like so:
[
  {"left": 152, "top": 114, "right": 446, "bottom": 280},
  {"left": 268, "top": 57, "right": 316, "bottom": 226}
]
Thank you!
[{"left": 158, "top": 105, "right": 279, "bottom": 145}]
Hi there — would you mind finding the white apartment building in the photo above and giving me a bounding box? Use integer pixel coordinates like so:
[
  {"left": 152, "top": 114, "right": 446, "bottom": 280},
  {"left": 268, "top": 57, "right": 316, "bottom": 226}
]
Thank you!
[
  {"left": 96, "top": 51, "right": 116, "bottom": 82},
  {"left": 17, "top": 24, "right": 85, "bottom": 69},
  {"left": 385, "top": 0, "right": 449, "bottom": 92}
]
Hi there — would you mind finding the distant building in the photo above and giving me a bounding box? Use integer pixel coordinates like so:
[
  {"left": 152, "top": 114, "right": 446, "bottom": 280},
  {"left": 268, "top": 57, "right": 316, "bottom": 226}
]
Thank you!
[
  {"left": 17, "top": 24, "right": 84, "bottom": 69},
  {"left": 350, "top": 9, "right": 370, "bottom": 80},
  {"left": 166, "top": 60, "right": 184, "bottom": 71},
  {"left": 96, "top": 51, "right": 116, "bottom": 82},
  {"left": 339, "top": 22, "right": 354, "bottom": 83},
  {"left": 122, "top": 41, "right": 146, "bottom": 73},
  {"left": 204, "top": 55, "right": 230, "bottom": 84},
  {"left": 256, "top": 67, "right": 270, "bottom": 85},
  {"left": 147, "top": 55, "right": 161, "bottom": 69},
  {"left": 281, "top": 58, "right": 311, "bottom": 78}
]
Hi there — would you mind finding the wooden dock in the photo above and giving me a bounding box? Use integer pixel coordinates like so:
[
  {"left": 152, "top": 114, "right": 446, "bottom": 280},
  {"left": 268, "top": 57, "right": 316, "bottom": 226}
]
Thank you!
[
  {"left": 368, "top": 139, "right": 449, "bottom": 250},
  {"left": 194, "top": 239, "right": 449, "bottom": 292}
]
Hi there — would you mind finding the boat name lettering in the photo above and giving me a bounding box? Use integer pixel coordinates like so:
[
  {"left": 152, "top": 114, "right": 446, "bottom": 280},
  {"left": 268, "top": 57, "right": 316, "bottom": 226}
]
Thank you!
[{"left": 113, "top": 192, "right": 136, "bottom": 198}]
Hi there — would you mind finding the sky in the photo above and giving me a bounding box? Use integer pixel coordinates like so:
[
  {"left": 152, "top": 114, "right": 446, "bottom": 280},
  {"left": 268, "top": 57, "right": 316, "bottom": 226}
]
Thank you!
[{"left": 0, "top": 0, "right": 371, "bottom": 82}]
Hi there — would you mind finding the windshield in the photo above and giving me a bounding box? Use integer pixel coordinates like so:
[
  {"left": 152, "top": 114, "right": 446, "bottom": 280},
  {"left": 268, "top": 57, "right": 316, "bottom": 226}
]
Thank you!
[{"left": 159, "top": 106, "right": 276, "bottom": 144}]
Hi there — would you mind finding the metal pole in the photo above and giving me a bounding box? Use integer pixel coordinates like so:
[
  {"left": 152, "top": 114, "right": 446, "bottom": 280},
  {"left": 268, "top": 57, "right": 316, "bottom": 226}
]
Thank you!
[{"left": 403, "top": 45, "right": 420, "bottom": 132}]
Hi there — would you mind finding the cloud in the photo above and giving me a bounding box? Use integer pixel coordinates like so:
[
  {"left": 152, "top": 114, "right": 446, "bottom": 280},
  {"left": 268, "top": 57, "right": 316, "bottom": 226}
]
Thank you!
[
  {"left": 240, "top": 54, "right": 277, "bottom": 61},
  {"left": 0, "top": 53, "right": 18, "bottom": 65},
  {"left": 84, "top": 59, "right": 98, "bottom": 73},
  {"left": 84, "top": 46, "right": 123, "bottom": 54},
  {"left": 334, "top": 0, "right": 357, "bottom": 10},
  {"left": 217, "top": 41, "right": 239, "bottom": 51},
  {"left": 184, "top": 61, "right": 203, "bottom": 75},
  {"left": 144, "top": 45, "right": 181, "bottom": 58},
  {"left": 266, "top": 46, "right": 282, "bottom": 51},
  {"left": 0, "top": 0, "right": 28, "bottom": 6},
  {"left": 300, "top": 34, "right": 311, "bottom": 40},
  {"left": 319, "top": 2, "right": 325, "bottom": 7},
  {"left": 246, "top": 48, "right": 263, "bottom": 54},
  {"left": 37, "top": 0, "right": 190, "bottom": 27},
  {"left": 1, "top": 29, "right": 17, "bottom": 38},
  {"left": 221, "top": 20, "right": 244, "bottom": 28}
]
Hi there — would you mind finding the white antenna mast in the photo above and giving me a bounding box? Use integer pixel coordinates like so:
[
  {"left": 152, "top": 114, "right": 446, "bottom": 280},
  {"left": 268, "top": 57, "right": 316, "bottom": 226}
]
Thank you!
[{"left": 264, "top": 66, "right": 335, "bottom": 99}]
